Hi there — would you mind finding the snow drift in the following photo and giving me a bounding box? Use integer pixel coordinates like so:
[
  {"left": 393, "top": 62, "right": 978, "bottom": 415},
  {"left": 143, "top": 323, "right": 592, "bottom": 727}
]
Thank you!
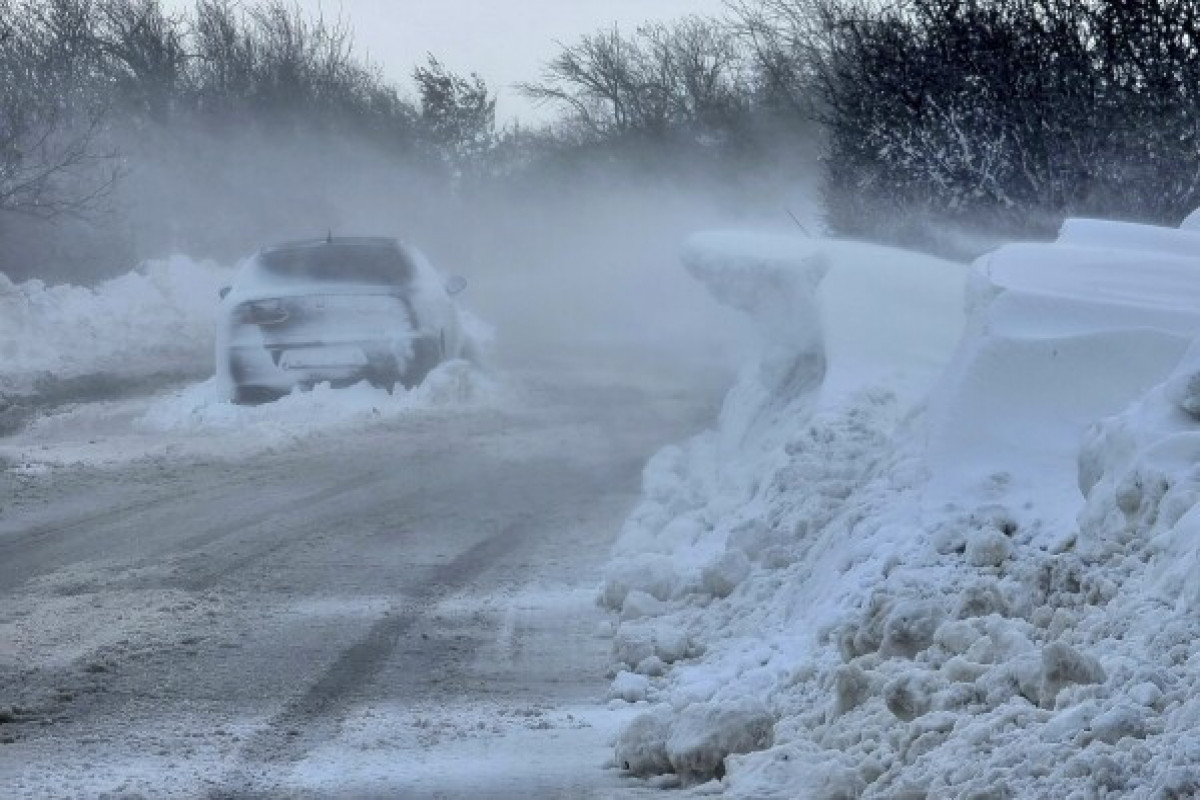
[
  {"left": 0, "top": 256, "right": 231, "bottom": 397},
  {"left": 140, "top": 359, "right": 495, "bottom": 437},
  {"left": 601, "top": 220, "right": 1200, "bottom": 798},
  {"left": 926, "top": 221, "right": 1200, "bottom": 520}
]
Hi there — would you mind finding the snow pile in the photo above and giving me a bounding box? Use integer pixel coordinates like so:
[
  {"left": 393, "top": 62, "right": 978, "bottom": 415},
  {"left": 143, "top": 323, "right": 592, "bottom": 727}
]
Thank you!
[
  {"left": 601, "top": 221, "right": 1200, "bottom": 797},
  {"left": 1079, "top": 340, "right": 1200, "bottom": 614},
  {"left": 138, "top": 359, "right": 497, "bottom": 437},
  {"left": 0, "top": 256, "right": 231, "bottom": 395},
  {"left": 601, "top": 234, "right": 966, "bottom": 786},
  {"left": 606, "top": 233, "right": 965, "bottom": 582}
]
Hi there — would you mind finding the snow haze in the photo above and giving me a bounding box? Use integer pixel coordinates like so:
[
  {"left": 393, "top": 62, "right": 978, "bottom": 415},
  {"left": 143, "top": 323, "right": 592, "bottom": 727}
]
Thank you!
[{"left": 8, "top": 2, "right": 1200, "bottom": 797}]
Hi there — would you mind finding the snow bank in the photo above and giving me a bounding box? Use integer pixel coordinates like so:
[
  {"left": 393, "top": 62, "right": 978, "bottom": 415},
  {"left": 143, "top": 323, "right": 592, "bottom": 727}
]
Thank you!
[
  {"left": 0, "top": 256, "right": 231, "bottom": 396},
  {"left": 607, "top": 234, "right": 965, "bottom": 582},
  {"left": 601, "top": 220, "right": 1200, "bottom": 797},
  {"left": 927, "top": 221, "right": 1200, "bottom": 521},
  {"left": 1079, "top": 340, "right": 1200, "bottom": 613}
]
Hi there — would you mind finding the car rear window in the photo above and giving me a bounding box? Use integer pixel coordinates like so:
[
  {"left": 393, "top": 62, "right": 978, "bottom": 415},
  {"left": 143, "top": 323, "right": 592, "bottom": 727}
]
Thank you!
[{"left": 259, "top": 242, "right": 415, "bottom": 285}]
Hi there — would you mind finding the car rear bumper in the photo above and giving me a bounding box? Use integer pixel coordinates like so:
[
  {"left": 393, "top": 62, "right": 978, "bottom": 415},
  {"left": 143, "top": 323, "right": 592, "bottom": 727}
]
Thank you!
[{"left": 223, "top": 334, "right": 441, "bottom": 399}]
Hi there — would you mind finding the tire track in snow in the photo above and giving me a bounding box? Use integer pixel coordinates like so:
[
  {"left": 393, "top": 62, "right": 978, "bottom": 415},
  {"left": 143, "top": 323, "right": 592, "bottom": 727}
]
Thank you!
[
  {"left": 0, "top": 493, "right": 200, "bottom": 592},
  {"left": 0, "top": 468, "right": 382, "bottom": 593},
  {"left": 205, "top": 515, "right": 531, "bottom": 799},
  {"left": 168, "top": 471, "right": 396, "bottom": 593}
]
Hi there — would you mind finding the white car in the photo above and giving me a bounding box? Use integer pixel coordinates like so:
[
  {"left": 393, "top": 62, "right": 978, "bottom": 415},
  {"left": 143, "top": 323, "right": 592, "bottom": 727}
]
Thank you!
[{"left": 216, "top": 237, "right": 468, "bottom": 403}]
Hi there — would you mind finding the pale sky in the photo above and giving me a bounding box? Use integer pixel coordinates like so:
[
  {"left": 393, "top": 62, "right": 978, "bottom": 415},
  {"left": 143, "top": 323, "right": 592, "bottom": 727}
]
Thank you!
[{"left": 163, "top": 0, "right": 731, "bottom": 122}]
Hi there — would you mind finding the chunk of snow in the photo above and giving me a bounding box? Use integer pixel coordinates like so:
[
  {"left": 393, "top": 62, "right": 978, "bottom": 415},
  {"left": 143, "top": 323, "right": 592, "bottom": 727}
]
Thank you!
[
  {"left": 1088, "top": 704, "right": 1148, "bottom": 745},
  {"left": 964, "top": 528, "right": 1012, "bottom": 567},
  {"left": 1040, "top": 642, "right": 1106, "bottom": 707},
  {"left": 664, "top": 698, "right": 775, "bottom": 781},
  {"left": 600, "top": 555, "right": 679, "bottom": 609},
  {"left": 610, "top": 671, "right": 653, "bottom": 703},
  {"left": 700, "top": 549, "right": 751, "bottom": 598},
  {"left": 614, "top": 706, "right": 674, "bottom": 776},
  {"left": 620, "top": 590, "right": 667, "bottom": 622}
]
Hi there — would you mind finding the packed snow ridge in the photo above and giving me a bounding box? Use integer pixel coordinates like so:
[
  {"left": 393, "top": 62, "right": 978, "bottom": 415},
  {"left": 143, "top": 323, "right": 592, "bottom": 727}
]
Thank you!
[{"left": 601, "top": 220, "right": 1200, "bottom": 797}]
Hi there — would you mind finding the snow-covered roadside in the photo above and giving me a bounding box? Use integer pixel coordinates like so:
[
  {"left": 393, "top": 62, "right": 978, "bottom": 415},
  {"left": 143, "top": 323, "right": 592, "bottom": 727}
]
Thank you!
[
  {"left": 0, "top": 360, "right": 502, "bottom": 468},
  {"left": 0, "top": 256, "right": 232, "bottom": 398},
  {"left": 600, "top": 222, "right": 1200, "bottom": 797}
]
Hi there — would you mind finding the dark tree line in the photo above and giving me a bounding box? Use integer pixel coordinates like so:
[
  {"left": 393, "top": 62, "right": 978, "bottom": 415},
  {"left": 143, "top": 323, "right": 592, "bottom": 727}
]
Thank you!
[
  {"left": 0, "top": 0, "right": 118, "bottom": 220},
  {"left": 748, "top": 0, "right": 1200, "bottom": 247},
  {"left": 520, "top": 0, "right": 1200, "bottom": 253},
  {"left": 518, "top": 15, "right": 818, "bottom": 186}
]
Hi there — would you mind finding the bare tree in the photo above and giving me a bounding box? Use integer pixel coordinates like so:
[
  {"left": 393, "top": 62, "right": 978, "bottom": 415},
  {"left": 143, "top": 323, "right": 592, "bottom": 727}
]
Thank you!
[
  {"left": 96, "top": 0, "right": 187, "bottom": 124},
  {"left": 521, "top": 26, "right": 639, "bottom": 137},
  {"left": 0, "top": 0, "right": 118, "bottom": 220},
  {"left": 414, "top": 56, "right": 496, "bottom": 177},
  {"left": 187, "top": 0, "right": 408, "bottom": 128},
  {"left": 521, "top": 17, "right": 749, "bottom": 143},
  {"left": 190, "top": 0, "right": 257, "bottom": 111},
  {"left": 727, "top": 0, "right": 842, "bottom": 117}
]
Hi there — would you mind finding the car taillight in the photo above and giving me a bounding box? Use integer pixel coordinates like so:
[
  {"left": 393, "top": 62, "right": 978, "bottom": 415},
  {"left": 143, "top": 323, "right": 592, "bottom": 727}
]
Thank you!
[{"left": 236, "top": 299, "right": 289, "bottom": 326}]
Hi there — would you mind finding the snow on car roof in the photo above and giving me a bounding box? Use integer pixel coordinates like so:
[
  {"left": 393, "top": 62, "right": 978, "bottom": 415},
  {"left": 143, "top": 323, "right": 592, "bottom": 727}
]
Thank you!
[
  {"left": 262, "top": 236, "right": 408, "bottom": 253},
  {"left": 256, "top": 238, "right": 417, "bottom": 285}
]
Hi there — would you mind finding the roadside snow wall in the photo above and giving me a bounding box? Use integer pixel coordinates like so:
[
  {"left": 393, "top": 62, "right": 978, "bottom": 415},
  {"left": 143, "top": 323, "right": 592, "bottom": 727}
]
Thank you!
[
  {"left": 925, "top": 219, "right": 1200, "bottom": 526},
  {"left": 602, "top": 221, "right": 1200, "bottom": 798},
  {"left": 0, "top": 257, "right": 230, "bottom": 400}
]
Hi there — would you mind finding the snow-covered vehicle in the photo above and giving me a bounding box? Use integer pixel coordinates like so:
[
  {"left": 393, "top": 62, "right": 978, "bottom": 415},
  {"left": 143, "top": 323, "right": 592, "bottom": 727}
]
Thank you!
[{"left": 216, "top": 237, "right": 468, "bottom": 403}]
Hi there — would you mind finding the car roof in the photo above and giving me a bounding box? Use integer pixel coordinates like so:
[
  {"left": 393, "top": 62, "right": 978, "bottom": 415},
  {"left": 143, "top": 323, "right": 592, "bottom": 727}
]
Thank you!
[{"left": 261, "top": 236, "right": 407, "bottom": 255}]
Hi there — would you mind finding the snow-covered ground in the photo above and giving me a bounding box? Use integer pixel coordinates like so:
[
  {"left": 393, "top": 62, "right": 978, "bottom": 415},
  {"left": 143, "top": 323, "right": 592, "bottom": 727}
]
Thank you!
[
  {"left": 600, "top": 221, "right": 1200, "bottom": 797},
  {"left": 0, "top": 360, "right": 502, "bottom": 469},
  {"left": 1, "top": 341, "right": 723, "bottom": 799}
]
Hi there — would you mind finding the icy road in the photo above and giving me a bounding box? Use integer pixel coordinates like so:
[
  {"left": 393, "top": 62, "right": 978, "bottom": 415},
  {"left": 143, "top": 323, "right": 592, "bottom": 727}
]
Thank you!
[{"left": 0, "top": 352, "right": 723, "bottom": 799}]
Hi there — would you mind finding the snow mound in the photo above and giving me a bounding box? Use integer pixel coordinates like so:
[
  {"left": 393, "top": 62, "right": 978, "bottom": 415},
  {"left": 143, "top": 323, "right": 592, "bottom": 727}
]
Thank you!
[
  {"left": 602, "top": 220, "right": 1200, "bottom": 797},
  {"left": 614, "top": 698, "right": 774, "bottom": 782},
  {"left": 137, "top": 360, "right": 496, "bottom": 437},
  {"left": 604, "top": 235, "right": 965, "bottom": 606},
  {"left": 0, "top": 256, "right": 231, "bottom": 395}
]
